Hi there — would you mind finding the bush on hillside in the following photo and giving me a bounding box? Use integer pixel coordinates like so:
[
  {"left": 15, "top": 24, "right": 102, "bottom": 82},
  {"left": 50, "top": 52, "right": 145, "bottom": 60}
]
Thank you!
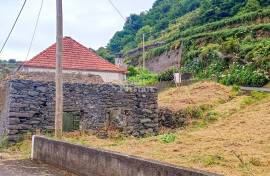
[
  {"left": 158, "top": 67, "right": 179, "bottom": 81},
  {"left": 197, "top": 61, "right": 228, "bottom": 80},
  {"left": 127, "top": 66, "right": 140, "bottom": 77},
  {"left": 220, "top": 64, "right": 269, "bottom": 87},
  {"left": 128, "top": 68, "right": 158, "bottom": 86}
]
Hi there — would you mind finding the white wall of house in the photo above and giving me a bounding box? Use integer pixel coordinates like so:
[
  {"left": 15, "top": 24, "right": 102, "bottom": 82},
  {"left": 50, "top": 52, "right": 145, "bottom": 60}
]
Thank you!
[{"left": 20, "top": 67, "right": 126, "bottom": 83}]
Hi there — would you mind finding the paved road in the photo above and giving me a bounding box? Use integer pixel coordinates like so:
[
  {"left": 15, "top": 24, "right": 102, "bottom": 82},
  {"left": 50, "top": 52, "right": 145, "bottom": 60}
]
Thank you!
[
  {"left": 241, "top": 86, "right": 270, "bottom": 93},
  {"left": 0, "top": 159, "right": 76, "bottom": 176}
]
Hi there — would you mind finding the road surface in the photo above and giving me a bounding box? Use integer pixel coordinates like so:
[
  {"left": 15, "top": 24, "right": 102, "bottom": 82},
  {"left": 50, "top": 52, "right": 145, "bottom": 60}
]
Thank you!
[
  {"left": 241, "top": 86, "right": 270, "bottom": 93},
  {"left": 0, "top": 158, "right": 76, "bottom": 176}
]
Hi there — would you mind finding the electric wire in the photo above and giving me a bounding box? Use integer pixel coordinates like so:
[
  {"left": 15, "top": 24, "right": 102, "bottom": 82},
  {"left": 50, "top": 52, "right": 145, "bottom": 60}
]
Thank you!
[
  {"left": 25, "top": 0, "right": 44, "bottom": 60},
  {"left": 107, "top": 0, "right": 126, "bottom": 21},
  {"left": 0, "top": 0, "right": 27, "bottom": 56}
]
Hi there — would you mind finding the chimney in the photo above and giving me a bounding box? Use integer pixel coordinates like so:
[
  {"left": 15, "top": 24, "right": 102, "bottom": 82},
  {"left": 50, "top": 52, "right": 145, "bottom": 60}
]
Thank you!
[{"left": 115, "top": 54, "right": 127, "bottom": 69}]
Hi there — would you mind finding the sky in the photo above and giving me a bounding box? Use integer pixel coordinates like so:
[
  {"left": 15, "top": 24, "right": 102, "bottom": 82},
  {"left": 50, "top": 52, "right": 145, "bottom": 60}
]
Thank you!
[{"left": 0, "top": 0, "right": 155, "bottom": 61}]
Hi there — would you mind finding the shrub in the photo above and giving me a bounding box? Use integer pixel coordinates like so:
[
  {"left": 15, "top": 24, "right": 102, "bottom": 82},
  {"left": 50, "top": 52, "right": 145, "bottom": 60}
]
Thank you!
[
  {"left": 220, "top": 64, "right": 269, "bottom": 87},
  {"left": 221, "top": 38, "right": 240, "bottom": 54},
  {"left": 127, "top": 66, "right": 139, "bottom": 77},
  {"left": 197, "top": 60, "right": 228, "bottom": 80},
  {"left": 128, "top": 68, "right": 158, "bottom": 86},
  {"left": 158, "top": 67, "right": 179, "bottom": 81},
  {"left": 159, "top": 133, "right": 176, "bottom": 143}
]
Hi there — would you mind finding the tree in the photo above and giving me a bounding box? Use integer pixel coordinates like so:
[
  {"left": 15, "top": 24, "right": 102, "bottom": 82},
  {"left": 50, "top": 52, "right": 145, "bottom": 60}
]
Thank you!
[
  {"left": 8, "top": 59, "right": 16, "bottom": 63},
  {"left": 242, "top": 0, "right": 261, "bottom": 12},
  {"left": 96, "top": 47, "right": 115, "bottom": 63},
  {"left": 135, "top": 25, "right": 152, "bottom": 44}
]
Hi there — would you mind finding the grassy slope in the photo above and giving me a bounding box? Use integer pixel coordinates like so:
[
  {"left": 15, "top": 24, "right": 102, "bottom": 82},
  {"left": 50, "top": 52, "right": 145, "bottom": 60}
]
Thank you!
[
  {"left": 60, "top": 86, "right": 270, "bottom": 176},
  {"left": 127, "top": 7, "right": 270, "bottom": 86},
  {"left": 158, "top": 81, "right": 231, "bottom": 111}
]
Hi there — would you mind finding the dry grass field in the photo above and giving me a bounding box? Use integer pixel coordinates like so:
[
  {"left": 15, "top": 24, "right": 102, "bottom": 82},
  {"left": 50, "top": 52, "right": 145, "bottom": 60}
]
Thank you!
[{"left": 158, "top": 81, "right": 231, "bottom": 111}]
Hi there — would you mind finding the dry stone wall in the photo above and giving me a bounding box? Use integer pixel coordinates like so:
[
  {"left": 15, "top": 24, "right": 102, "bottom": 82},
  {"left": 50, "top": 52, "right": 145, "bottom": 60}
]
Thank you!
[{"left": 2, "top": 79, "right": 158, "bottom": 142}]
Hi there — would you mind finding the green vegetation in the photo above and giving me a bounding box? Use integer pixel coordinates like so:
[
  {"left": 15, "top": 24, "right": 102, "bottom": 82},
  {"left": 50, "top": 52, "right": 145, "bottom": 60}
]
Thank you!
[
  {"left": 241, "top": 91, "right": 269, "bottom": 105},
  {"left": 127, "top": 67, "right": 158, "bottom": 86},
  {"left": 0, "top": 135, "right": 9, "bottom": 151},
  {"left": 96, "top": 47, "right": 115, "bottom": 63},
  {"left": 99, "top": 0, "right": 270, "bottom": 87},
  {"left": 159, "top": 133, "right": 176, "bottom": 143},
  {"left": 194, "top": 154, "right": 226, "bottom": 166},
  {"left": 220, "top": 64, "right": 269, "bottom": 87},
  {"left": 0, "top": 60, "right": 18, "bottom": 80},
  {"left": 158, "top": 67, "right": 178, "bottom": 81}
]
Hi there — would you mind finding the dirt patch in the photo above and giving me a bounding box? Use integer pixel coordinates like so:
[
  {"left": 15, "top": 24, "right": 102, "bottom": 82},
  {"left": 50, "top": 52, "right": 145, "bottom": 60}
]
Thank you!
[
  {"left": 158, "top": 81, "right": 231, "bottom": 111},
  {"left": 264, "top": 82, "right": 270, "bottom": 88}
]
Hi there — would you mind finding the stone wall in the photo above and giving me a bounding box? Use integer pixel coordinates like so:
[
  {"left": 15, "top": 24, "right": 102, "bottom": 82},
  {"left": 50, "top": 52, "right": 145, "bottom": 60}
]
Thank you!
[
  {"left": 145, "top": 49, "right": 181, "bottom": 73},
  {"left": 158, "top": 108, "right": 189, "bottom": 129},
  {"left": 4, "top": 79, "right": 158, "bottom": 142}
]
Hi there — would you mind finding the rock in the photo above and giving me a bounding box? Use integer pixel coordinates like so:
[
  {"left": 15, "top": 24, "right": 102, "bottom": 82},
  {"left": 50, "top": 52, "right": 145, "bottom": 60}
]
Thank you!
[
  {"left": 97, "top": 132, "right": 108, "bottom": 139},
  {"left": 8, "top": 130, "right": 19, "bottom": 135},
  {"left": 8, "top": 135, "right": 21, "bottom": 142},
  {"left": 36, "top": 86, "right": 48, "bottom": 93},
  {"left": 144, "top": 123, "right": 157, "bottom": 128},
  {"left": 140, "top": 118, "right": 152, "bottom": 123},
  {"left": 28, "top": 91, "right": 39, "bottom": 97},
  {"left": 9, "top": 112, "right": 34, "bottom": 118},
  {"left": 8, "top": 118, "right": 20, "bottom": 125}
]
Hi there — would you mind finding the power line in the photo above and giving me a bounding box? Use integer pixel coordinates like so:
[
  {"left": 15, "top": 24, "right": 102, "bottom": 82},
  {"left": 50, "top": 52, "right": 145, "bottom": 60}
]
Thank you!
[
  {"left": 25, "top": 0, "right": 44, "bottom": 60},
  {"left": 0, "top": 0, "right": 27, "bottom": 56},
  {"left": 107, "top": 0, "right": 126, "bottom": 21}
]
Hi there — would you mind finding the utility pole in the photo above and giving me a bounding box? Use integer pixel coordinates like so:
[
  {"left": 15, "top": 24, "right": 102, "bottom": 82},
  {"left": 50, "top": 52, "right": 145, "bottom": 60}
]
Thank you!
[
  {"left": 142, "top": 33, "right": 145, "bottom": 69},
  {"left": 55, "top": 0, "right": 63, "bottom": 138}
]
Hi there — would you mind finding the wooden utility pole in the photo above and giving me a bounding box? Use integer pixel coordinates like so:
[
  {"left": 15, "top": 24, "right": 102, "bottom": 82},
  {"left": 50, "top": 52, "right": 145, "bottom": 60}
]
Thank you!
[
  {"left": 142, "top": 33, "right": 145, "bottom": 69},
  {"left": 55, "top": 0, "right": 63, "bottom": 138}
]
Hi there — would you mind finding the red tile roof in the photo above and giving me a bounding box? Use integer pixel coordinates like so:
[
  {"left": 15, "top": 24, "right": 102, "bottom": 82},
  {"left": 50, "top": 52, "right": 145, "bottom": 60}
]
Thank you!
[{"left": 23, "top": 37, "right": 126, "bottom": 73}]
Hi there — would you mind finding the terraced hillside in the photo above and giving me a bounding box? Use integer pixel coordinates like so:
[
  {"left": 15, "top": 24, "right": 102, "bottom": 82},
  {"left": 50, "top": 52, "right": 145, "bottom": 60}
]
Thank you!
[{"left": 99, "top": 0, "right": 270, "bottom": 87}]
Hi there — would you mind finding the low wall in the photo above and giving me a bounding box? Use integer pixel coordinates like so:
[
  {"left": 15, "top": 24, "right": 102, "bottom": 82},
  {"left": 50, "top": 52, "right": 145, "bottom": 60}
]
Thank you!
[{"left": 32, "top": 136, "right": 221, "bottom": 176}]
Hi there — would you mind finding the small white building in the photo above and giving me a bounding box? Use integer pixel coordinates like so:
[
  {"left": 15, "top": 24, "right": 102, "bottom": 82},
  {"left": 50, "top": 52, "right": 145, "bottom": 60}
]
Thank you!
[{"left": 20, "top": 37, "right": 127, "bottom": 82}]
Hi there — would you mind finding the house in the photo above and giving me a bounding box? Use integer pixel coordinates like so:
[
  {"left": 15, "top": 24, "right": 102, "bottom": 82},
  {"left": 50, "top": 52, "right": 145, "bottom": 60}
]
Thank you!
[{"left": 20, "top": 37, "right": 127, "bottom": 82}]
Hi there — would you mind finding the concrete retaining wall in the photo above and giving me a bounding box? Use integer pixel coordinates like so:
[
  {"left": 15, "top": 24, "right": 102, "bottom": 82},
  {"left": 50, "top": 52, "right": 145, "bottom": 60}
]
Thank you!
[{"left": 32, "top": 136, "right": 221, "bottom": 176}]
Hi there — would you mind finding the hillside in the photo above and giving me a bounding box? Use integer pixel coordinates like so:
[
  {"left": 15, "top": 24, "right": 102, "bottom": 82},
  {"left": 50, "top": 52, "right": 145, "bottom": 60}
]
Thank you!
[
  {"left": 98, "top": 0, "right": 270, "bottom": 87},
  {"left": 61, "top": 85, "right": 270, "bottom": 176},
  {"left": 158, "top": 81, "right": 231, "bottom": 111}
]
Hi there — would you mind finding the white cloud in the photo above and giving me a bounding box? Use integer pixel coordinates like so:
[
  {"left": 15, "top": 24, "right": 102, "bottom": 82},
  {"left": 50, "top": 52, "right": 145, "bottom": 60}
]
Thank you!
[{"left": 0, "top": 0, "right": 155, "bottom": 61}]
